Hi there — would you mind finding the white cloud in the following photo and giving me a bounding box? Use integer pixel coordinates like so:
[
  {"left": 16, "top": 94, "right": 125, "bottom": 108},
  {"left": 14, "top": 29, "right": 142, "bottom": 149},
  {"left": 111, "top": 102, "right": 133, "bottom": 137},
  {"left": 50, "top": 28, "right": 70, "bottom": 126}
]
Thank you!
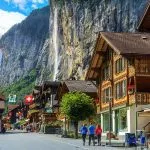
[
  {"left": 4, "top": 0, "right": 47, "bottom": 10},
  {"left": 32, "top": 0, "right": 46, "bottom": 4},
  {"left": 0, "top": 9, "right": 26, "bottom": 37},
  {"left": 31, "top": 4, "right": 38, "bottom": 9}
]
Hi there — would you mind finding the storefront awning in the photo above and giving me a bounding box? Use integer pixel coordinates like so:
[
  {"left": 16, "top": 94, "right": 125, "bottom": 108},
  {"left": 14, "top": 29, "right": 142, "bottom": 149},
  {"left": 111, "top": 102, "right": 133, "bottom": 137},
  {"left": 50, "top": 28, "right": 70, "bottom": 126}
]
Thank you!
[{"left": 28, "top": 109, "right": 39, "bottom": 115}]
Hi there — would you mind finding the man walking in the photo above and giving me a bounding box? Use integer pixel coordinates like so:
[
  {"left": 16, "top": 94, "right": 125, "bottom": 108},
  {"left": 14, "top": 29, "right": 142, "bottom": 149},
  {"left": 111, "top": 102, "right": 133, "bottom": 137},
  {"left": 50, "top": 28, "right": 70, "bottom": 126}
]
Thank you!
[
  {"left": 80, "top": 124, "right": 88, "bottom": 146},
  {"left": 88, "top": 123, "right": 95, "bottom": 146}
]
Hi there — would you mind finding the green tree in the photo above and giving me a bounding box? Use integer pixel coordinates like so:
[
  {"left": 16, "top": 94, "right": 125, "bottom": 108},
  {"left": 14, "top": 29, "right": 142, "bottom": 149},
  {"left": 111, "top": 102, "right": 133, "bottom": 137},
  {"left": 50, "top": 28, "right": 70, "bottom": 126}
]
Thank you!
[{"left": 61, "top": 91, "right": 95, "bottom": 139}]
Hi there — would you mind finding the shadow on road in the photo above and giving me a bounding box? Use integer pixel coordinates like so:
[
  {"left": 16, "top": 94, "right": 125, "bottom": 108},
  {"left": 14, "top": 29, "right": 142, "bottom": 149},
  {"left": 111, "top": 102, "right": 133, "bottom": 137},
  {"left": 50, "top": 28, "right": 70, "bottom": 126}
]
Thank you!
[{"left": 0, "top": 130, "right": 28, "bottom": 135}]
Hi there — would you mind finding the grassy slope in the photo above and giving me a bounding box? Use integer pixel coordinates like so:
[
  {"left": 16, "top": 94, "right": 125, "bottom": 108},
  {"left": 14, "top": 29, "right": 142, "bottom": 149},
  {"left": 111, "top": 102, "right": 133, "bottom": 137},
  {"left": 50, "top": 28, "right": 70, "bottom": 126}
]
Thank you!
[{"left": 1, "top": 69, "right": 37, "bottom": 103}]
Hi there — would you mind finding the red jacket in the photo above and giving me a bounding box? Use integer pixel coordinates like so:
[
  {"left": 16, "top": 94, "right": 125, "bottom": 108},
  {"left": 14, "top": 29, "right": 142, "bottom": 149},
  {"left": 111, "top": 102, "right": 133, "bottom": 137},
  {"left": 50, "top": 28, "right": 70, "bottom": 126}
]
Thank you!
[{"left": 95, "top": 127, "right": 102, "bottom": 135}]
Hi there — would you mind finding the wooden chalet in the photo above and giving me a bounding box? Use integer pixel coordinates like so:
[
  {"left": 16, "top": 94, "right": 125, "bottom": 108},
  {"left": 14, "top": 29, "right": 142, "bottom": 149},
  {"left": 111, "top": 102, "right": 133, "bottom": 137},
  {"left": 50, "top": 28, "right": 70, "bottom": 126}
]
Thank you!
[
  {"left": 55, "top": 80, "right": 97, "bottom": 132},
  {"left": 40, "top": 81, "right": 60, "bottom": 123},
  {"left": 28, "top": 81, "right": 60, "bottom": 130},
  {"left": 86, "top": 30, "right": 150, "bottom": 138},
  {"left": 55, "top": 80, "right": 98, "bottom": 113},
  {"left": 7, "top": 104, "right": 19, "bottom": 124}
]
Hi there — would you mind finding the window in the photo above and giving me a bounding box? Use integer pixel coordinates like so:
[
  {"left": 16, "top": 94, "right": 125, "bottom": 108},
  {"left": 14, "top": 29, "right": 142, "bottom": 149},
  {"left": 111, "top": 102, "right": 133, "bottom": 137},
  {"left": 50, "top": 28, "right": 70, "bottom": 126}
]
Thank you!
[
  {"left": 128, "top": 58, "right": 134, "bottom": 66},
  {"left": 115, "top": 58, "right": 126, "bottom": 74},
  {"left": 103, "top": 113, "right": 109, "bottom": 132},
  {"left": 119, "top": 108, "right": 127, "bottom": 131},
  {"left": 102, "top": 87, "right": 111, "bottom": 103},
  {"left": 102, "top": 66, "right": 111, "bottom": 81},
  {"left": 115, "top": 80, "right": 127, "bottom": 99}
]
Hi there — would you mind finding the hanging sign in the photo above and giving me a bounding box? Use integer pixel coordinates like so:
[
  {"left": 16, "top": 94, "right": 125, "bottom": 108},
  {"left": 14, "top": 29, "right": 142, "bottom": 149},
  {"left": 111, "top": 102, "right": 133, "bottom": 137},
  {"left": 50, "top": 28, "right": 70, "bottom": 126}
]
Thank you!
[{"left": 8, "top": 94, "right": 16, "bottom": 103}]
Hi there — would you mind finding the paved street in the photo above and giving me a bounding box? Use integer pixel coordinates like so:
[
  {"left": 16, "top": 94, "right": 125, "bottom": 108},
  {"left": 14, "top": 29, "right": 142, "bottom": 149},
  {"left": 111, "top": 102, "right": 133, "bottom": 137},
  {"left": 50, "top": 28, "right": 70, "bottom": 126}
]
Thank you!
[{"left": 0, "top": 131, "right": 145, "bottom": 150}]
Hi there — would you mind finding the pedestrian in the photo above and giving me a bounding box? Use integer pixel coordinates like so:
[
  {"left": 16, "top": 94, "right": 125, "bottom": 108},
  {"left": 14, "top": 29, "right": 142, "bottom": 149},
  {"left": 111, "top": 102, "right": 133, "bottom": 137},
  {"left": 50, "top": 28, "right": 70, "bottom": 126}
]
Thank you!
[
  {"left": 88, "top": 122, "right": 95, "bottom": 146},
  {"left": 95, "top": 124, "right": 102, "bottom": 146},
  {"left": 80, "top": 124, "right": 88, "bottom": 146}
]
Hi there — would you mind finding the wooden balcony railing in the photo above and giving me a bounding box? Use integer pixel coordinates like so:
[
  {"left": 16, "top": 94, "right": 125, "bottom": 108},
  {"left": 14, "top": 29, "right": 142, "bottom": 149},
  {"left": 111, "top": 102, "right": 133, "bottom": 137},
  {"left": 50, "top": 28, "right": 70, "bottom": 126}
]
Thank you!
[
  {"left": 135, "top": 58, "right": 150, "bottom": 75},
  {"left": 136, "top": 92, "right": 150, "bottom": 105}
]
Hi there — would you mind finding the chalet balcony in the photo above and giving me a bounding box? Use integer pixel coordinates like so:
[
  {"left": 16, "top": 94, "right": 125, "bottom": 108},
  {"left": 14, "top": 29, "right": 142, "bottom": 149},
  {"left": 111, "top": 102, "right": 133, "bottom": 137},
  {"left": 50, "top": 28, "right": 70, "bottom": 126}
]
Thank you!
[
  {"left": 136, "top": 92, "right": 150, "bottom": 105},
  {"left": 135, "top": 58, "right": 150, "bottom": 75}
]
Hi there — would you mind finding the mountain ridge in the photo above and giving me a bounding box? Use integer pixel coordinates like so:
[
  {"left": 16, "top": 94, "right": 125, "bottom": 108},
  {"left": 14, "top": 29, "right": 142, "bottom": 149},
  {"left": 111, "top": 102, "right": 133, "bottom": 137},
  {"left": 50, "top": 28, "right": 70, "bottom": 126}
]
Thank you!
[{"left": 0, "top": 6, "right": 50, "bottom": 86}]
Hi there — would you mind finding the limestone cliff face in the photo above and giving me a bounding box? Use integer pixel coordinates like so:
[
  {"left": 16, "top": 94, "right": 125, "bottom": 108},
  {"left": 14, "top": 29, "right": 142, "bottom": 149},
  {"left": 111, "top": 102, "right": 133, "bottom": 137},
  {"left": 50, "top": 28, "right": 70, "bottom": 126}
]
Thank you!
[
  {"left": 0, "top": 1, "right": 148, "bottom": 86},
  {"left": 0, "top": 6, "right": 50, "bottom": 86},
  {"left": 49, "top": 0, "right": 148, "bottom": 81}
]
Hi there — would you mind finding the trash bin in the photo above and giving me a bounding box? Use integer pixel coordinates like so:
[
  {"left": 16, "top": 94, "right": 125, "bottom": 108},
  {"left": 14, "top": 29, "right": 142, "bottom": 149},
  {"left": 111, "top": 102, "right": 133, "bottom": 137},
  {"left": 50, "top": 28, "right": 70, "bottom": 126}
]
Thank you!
[
  {"left": 125, "top": 133, "right": 136, "bottom": 147},
  {"left": 140, "top": 136, "right": 146, "bottom": 145}
]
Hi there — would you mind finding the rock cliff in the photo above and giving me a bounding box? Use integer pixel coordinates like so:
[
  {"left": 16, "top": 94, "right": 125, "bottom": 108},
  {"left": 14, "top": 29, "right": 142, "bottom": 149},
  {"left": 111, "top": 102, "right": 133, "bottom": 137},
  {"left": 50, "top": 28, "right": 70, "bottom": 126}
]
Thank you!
[
  {"left": 0, "top": 0, "right": 149, "bottom": 86},
  {"left": 49, "top": 0, "right": 148, "bottom": 81},
  {"left": 0, "top": 6, "right": 50, "bottom": 86}
]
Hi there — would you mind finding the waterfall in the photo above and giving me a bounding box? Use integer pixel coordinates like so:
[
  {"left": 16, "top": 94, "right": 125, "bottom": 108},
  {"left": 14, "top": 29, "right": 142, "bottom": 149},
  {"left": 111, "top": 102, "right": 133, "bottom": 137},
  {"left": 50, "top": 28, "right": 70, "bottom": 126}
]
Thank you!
[{"left": 53, "top": 8, "right": 58, "bottom": 81}]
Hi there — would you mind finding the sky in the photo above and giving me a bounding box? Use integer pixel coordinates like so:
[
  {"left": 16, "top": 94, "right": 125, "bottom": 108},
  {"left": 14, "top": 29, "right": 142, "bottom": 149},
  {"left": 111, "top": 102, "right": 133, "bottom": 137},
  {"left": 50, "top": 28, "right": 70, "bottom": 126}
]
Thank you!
[
  {"left": 0, "top": 0, "right": 49, "bottom": 63},
  {"left": 0, "top": 0, "right": 49, "bottom": 36}
]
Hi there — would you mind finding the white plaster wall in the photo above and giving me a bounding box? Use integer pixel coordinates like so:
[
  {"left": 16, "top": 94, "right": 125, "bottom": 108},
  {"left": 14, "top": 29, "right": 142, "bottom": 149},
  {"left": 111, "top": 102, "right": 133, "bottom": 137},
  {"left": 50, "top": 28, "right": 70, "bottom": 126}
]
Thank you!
[{"left": 129, "top": 105, "right": 136, "bottom": 133}]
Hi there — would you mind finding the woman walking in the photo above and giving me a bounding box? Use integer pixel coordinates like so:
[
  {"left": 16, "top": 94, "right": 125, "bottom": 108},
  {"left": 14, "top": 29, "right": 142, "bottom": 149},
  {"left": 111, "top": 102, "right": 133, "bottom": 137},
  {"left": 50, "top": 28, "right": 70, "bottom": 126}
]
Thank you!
[{"left": 95, "top": 124, "right": 102, "bottom": 146}]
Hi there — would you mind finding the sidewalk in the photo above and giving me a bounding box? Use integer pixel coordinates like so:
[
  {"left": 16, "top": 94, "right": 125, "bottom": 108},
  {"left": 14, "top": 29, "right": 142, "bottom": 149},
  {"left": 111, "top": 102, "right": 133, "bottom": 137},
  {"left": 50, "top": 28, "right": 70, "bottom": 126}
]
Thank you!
[{"left": 41, "top": 133, "right": 144, "bottom": 150}]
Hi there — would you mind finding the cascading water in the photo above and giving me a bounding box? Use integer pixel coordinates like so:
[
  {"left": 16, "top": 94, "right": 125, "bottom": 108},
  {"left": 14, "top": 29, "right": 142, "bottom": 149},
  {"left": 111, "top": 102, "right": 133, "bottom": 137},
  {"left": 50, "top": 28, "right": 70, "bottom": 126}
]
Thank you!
[{"left": 53, "top": 8, "right": 58, "bottom": 81}]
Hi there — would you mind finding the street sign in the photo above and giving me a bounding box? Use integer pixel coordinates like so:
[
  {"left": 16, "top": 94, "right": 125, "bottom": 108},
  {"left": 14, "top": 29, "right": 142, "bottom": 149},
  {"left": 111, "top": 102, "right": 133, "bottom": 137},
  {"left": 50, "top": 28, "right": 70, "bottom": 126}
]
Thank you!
[{"left": 8, "top": 94, "right": 16, "bottom": 103}]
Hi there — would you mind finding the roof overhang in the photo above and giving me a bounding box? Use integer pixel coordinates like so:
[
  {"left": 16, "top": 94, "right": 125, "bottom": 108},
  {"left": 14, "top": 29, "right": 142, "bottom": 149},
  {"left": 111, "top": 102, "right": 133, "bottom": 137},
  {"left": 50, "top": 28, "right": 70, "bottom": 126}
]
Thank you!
[
  {"left": 138, "top": 2, "right": 150, "bottom": 32},
  {"left": 42, "top": 81, "right": 60, "bottom": 91},
  {"left": 0, "top": 101, "right": 5, "bottom": 110},
  {"left": 85, "top": 33, "right": 110, "bottom": 80}
]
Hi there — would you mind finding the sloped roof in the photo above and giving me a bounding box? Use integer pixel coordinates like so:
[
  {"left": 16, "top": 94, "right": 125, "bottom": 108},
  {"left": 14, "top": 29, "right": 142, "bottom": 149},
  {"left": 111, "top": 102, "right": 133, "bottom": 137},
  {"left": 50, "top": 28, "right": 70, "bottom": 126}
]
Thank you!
[
  {"left": 33, "top": 89, "right": 40, "bottom": 94},
  {"left": 0, "top": 101, "right": 5, "bottom": 109},
  {"left": 101, "top": 32, "right": 150, "bottom": 55},
  {"left": 42, "top": 81, "right": 60, "bottom": 91},
  {"left": 64, "top": 80, "right": 97, "bottom": 93},
  {"left": 86, "top": 32, "right": 150, "bottom": 80},
  {"left": 8, "top": 105, "right": 19, "bottom": 111},
  {"left": 138, "top": 2, "right": 150, "bottom": 31},
  {"left": 0, "top": 95, "right": 5, "bottom": 101}
]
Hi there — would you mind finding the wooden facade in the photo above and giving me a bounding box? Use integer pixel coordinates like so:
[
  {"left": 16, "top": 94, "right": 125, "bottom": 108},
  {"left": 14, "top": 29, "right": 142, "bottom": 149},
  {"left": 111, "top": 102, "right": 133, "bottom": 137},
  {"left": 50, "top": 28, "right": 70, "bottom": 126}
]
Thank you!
[
  {"left": 86, "top": 32, "right": 150, "bottom": 112},
  {"left": 29, "top": 81, "right": 60, "bottom": 125}
]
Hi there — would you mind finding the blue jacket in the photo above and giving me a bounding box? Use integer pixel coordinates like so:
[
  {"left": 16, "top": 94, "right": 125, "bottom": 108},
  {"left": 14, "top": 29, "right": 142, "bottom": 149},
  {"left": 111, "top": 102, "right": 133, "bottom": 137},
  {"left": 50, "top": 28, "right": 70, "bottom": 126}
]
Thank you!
[
  {"left": 88, "top": 125, "right": 95, "bottom": 135},
  {"left": 80, "top": 126, "right": 88, "bottom": 135}
]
